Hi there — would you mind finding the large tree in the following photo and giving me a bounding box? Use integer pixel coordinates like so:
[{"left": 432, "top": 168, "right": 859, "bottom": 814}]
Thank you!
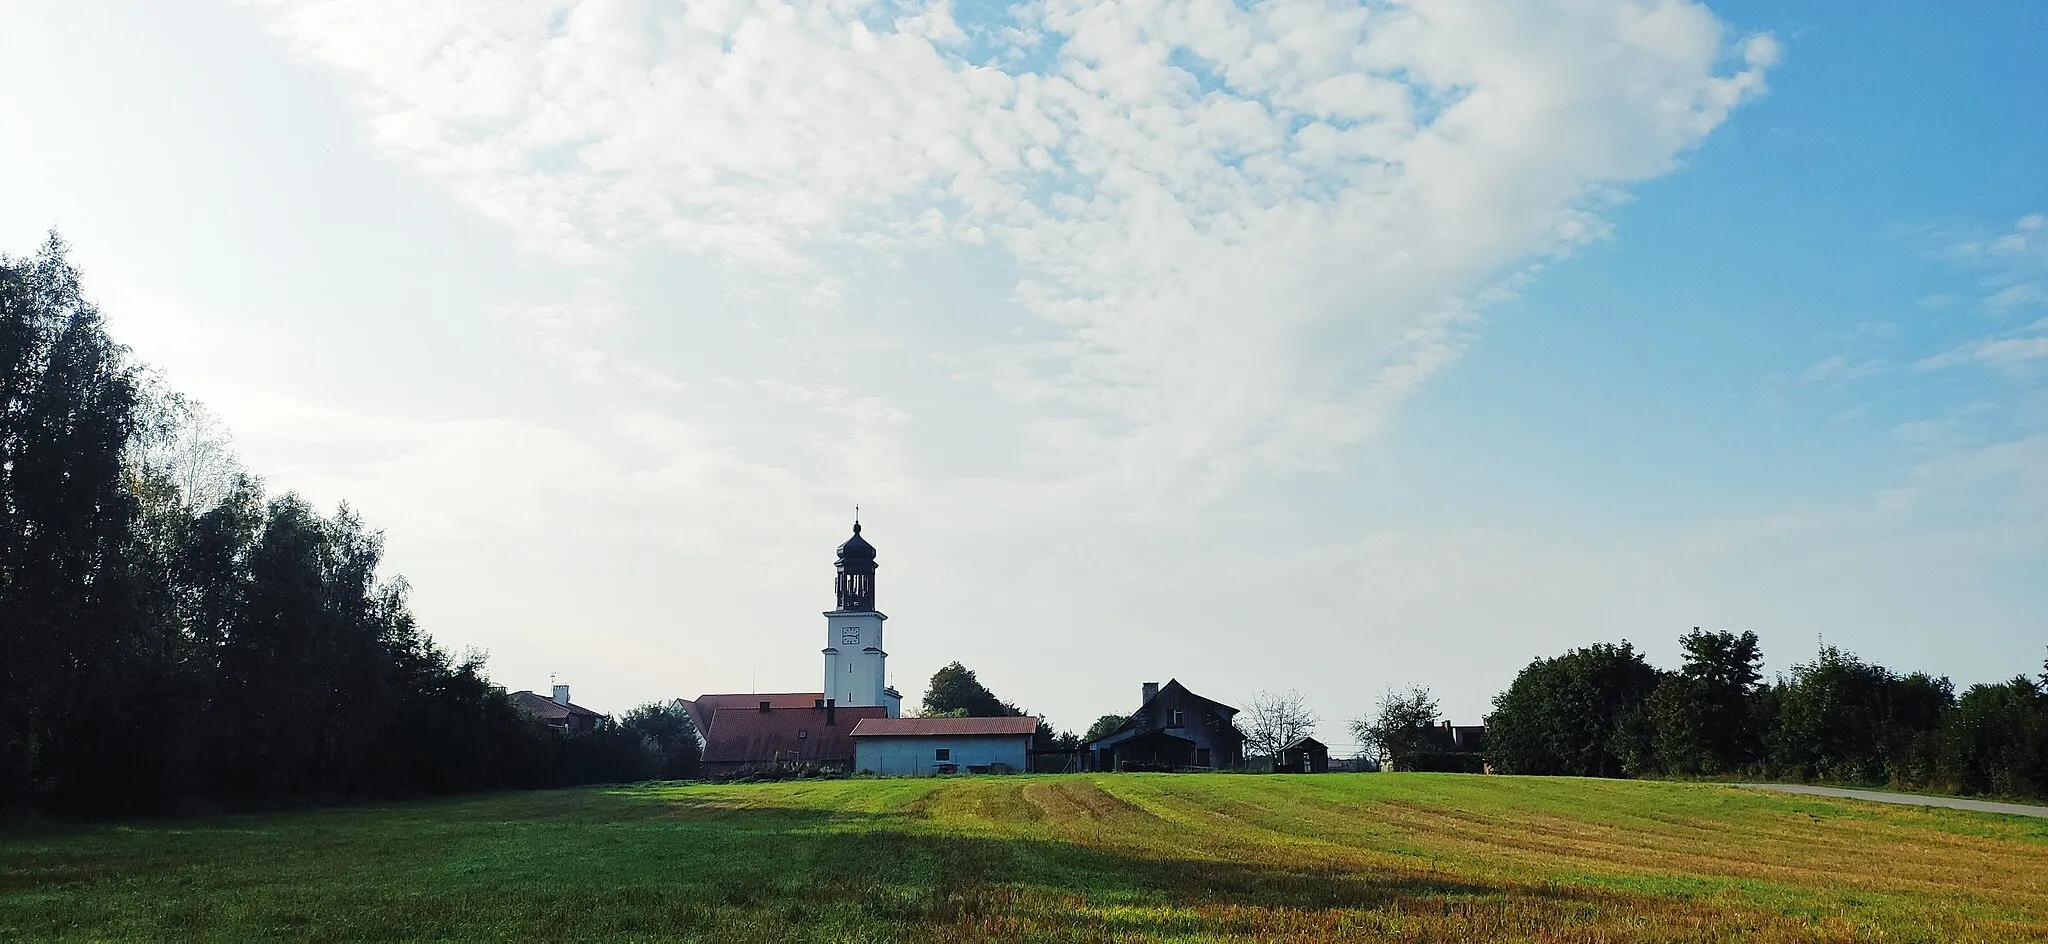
[
  {"left": 920, "top": 662, "right": 1022, "bottom": 717},
  {"left": 622, "top": 699, "right": 703, "bottom": 780},
  {"left": 1648, "top": 629, "right": 1765, "bottom": 774},
  {"left": 1486, "top": 642, "right": 1662, "bottom": 777},
  {"left": 1351, "top": 685, "right": 1440, "bottom": 769},
  {"left": 1242, "top": 690, "right": 1318, "bottom": 760}
]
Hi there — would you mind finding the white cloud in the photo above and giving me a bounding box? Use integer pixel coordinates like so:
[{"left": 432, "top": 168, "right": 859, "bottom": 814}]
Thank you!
[
  {"left": 1801, "top": 354, "right": 1885, "bottom": 383},
  {"left": 248, "top": 0, "right": 1775, "bottom": 501}
]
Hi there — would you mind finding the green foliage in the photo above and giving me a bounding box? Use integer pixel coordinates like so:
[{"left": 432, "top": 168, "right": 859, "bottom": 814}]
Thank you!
[
  {"left": 1940, "top": 678, "right": 2048, "bottom": 797},
  {"left": 1496, "top": 629, "right": 2048, "bottom": 800},
  {"left": 621, "top": 699, "right": 703, "bottom": 780},
  {"left": 0, "top": 235, "right": 654, "bottom": 818},
  {"left": 1082, "top": 715, "right": 1129, "bottom": 744},
  {"left": 1649, "top": 629, "right": 1765, "bottom": 775},
  {"left": 920, "top": 662, "right": 1021, "bottom": 718},
  {"left": 1351, "top": 685, "right": 1440, "bottom": 768},
  {"left": 1487, "top": 641, "right": 1663, "bottom": 777},
  {"left": 1767, "top": 646, "right": 1954, "bottom": 786}
]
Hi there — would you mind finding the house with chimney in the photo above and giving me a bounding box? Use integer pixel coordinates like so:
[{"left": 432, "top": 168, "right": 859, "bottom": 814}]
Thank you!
[
  {"left": 697, "top": 698, "right": 886, "bottom": 776},
  {"left": 512, "top": 684, "right": 604, "bottom": 735},
  {"left": 1084, "top": 680, "right": 1244, "bottom": 771}
]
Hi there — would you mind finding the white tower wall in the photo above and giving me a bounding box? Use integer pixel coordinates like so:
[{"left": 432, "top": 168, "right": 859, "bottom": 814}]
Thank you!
[{"left": 823, "top": 609, "right": 890, "bottom": 714}]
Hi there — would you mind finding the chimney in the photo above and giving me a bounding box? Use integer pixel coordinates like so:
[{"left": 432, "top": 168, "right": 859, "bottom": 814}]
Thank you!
[
  {"left": 825, "top": 698, "right": 837, "bottom": 726},
  {"left": 1142, "top": 681, "right": 1159, "bottom": 703},
  {"left": 552, "top": 684, "right": 571, "bottom": 706},
  {"left": 758, "top": 700, "right": 771, "bottom": 713}
]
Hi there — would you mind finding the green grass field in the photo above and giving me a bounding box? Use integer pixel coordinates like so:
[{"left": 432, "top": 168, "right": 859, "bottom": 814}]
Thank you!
[{"left": 4, "top": 773, "right": 2045, "bottom": 942}]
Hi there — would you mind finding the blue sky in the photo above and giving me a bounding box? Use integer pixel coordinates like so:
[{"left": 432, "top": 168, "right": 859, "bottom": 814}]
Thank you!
[{"left": 4, "top": 0, "right": 2042, "bottom": 749}]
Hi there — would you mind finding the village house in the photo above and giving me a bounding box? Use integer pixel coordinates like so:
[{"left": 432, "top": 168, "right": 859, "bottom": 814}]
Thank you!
[
  {"left": 511, "top": 685, "right": 603, "bottom": 735},
  {"left": 1084, "top": 680, "right": 1244, "bottom": 771},
  {"left": 698, "top": 700, "right": 888, "bottom": 776},
  {"left": 850, "top": 716, "right": 1038, "bottom": 776}
]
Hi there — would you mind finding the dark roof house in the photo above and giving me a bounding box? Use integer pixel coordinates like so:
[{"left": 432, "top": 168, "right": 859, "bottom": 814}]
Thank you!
[
  {"left": 1276, "top": 736, "right": 1330, "bottom": 774},
  {"left": 513, "top": 685, "right": 605, "bottom": 734},
  {"left": 1085, "top": 679, "right": 1243, "bottom": 771}
]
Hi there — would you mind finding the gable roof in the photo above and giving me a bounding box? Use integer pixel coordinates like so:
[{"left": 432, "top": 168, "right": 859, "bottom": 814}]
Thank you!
[
  {"left": 511, "top": 690, "right": 605, "bottom": 722},
  {"left": 1281, "top": 736, "right": 1327, "bottom": 752},
  {"left": 684, "top": 692, "right": 826, "bottom": 736},
  {"left": 700, "top": 705, "right": 887, "bottom": 766},
  {"left": 850, "top": 716, "right": 1040, "bottom": 738},
  {"left": 1086, "top": 678, "right": 1239, "bottom": 749}
]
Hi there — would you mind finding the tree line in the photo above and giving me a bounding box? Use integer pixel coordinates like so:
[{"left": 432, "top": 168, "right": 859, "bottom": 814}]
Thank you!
[
  {"left": 1, "top": 236, "right": 697, "bottom": 819},
  {"left": 1479, "top": 629, "right": 2048, "bottom": 798}
]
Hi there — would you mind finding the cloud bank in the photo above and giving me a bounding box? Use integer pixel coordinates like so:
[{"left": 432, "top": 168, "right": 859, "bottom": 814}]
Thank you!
[{"left": 251, "top": 0, "right": 1777, "bottom": 496}]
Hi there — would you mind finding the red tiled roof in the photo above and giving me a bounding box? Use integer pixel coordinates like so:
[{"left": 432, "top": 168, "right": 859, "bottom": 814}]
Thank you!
[
  {"left": 850, "top": 716, "right": 1040, "bottom": 738},
  {"left": 684, "top": 693, "right": 825, "bottom": 735},
  {"left": 512, "top": 690, "right": 604, "bottom": 720},
  {"left": 700, "top": 705, "right": 887, "bottom": 765}
]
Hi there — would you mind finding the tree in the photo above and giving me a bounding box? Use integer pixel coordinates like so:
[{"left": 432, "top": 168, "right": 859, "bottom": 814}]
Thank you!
[
  {"left": 1487, "top": 642, "right": 1663, "bottom": 777},
  {"left": 1649, "top": 628, "right": 1765, "bottom": 775},
  {"left": 1768, "top": 646, "right": 1952, "bottom": 786},
  {"left": 622, "top": 699, "right": 703, "bottom": 780},
  {"left": 1941, "top": 677, "right": 2048, "bottom": 798},
  {"left": 1082, "top": 714, "right": 1129, "bottom": 744},
  {"left": 1242, "top": 690, "right": 1318, "bottom": 759},
  {"left": 1351, "top": 686, "right": 1439, "bottom": 768},
  {"left": 920, "top": 662, "right": 1021, "bottom": 717}
]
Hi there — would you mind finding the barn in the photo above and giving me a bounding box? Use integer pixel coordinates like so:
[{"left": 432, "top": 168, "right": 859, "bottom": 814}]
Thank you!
[{"left": 850, "top": 716, "right": 1038, "bottom": 776}]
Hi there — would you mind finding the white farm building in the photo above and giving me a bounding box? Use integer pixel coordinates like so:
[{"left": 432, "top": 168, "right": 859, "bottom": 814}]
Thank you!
[{"left": 850, "top": 716, "right": 1038, "bottom": 776}]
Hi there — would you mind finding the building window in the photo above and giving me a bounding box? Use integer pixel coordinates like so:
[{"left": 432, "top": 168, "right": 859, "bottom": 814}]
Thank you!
[
  {"left": 935, "top": 748, "right": 951, "bottom": 761},
  {"left": 1171, "top": 709, "right": 1185, "bottom": 727},
  {"left": 798, "top": 730, "right": 809, "bottom": 740}
]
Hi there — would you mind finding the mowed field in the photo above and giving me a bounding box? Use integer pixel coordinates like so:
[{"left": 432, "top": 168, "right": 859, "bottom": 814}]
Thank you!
[{"left": 4, "top": 774, "right": 2046, "bottom": 942}]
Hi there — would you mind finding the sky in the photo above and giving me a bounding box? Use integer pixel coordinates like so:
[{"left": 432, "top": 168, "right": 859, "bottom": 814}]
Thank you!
[{"left": 3, "top": 0, "right": 2043, "bottom": 753}]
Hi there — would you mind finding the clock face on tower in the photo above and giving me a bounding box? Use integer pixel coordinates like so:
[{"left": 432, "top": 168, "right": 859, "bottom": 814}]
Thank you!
[{"left": 840, "top": 628, "right": 860, "bottom": 646}]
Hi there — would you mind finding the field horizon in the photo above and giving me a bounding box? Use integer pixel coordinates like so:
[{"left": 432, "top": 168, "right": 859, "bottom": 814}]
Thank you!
[{"left": 5, "top": 772, "right": 2046, "bottom": 942}]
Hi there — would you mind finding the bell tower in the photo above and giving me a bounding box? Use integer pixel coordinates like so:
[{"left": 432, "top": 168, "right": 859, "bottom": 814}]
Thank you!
[{"left": 823, "top": 519, "right": 896, "bottom": 715}]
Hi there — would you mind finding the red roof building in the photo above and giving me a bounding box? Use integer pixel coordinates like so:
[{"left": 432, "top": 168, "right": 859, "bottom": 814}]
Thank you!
[
  {"left": 681, "top": 692, "right": 826, "bottom": 738},
  {"left": 699, "top": 703, "right": 887, "bottom": 774},
  {"left": 849, "top": 715, "right": 1039, "bottom": 776}
]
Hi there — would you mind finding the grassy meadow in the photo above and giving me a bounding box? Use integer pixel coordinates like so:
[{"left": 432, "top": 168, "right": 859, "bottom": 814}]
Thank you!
[{"left": 3, "top": 773, "right": 2045, "bottom": 942}]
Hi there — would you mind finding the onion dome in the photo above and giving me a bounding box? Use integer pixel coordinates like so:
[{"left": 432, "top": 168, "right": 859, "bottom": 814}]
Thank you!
[{"left": 836, "top": 522, "right": 877, "bottom": 564}]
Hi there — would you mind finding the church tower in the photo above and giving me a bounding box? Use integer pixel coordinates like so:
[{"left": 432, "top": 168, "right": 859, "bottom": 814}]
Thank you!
[{"left": 823, "top": 520, "right": 899, "bottom": 716}]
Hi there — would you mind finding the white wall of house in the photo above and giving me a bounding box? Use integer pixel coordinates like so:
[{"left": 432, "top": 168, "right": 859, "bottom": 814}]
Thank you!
[{"left": 855, "top": 735, "right": 1030, "bottom": 776}]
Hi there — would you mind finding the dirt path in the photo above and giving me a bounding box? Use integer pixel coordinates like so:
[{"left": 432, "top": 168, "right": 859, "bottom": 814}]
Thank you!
[{"left": 1734, "top": 782, "right": 2048, "bottom": 819}]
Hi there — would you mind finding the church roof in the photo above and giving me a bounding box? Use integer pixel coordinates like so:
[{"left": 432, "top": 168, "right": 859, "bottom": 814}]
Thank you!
[
  {"left": 849, "top": 716, "right": 1040, "bottom": 738},
  {"left": 836, "top": 522, "right": 877, "bottom": 562},
  {"left": 700, "top": 704, "right": 886, "bottom": 766},
  {"left": 683, "top": 693, "right": 825, "bottom": 736}
]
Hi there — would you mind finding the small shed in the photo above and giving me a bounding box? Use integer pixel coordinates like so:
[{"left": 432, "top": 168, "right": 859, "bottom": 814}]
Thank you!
[
  {"left": 851, "top": 716, "right": 1038, "bottom": 776},
  {"left": 1275, "top": 736, "right": 1330, "bottom": 774}
]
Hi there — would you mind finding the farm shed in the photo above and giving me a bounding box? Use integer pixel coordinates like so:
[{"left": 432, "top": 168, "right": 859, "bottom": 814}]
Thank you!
[
  {"left": 850, "top": 716, "right": 1038, "bottom": 776},
  {"left": 1275, "top": 736, "right": 1330, "bottom": 773}
]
